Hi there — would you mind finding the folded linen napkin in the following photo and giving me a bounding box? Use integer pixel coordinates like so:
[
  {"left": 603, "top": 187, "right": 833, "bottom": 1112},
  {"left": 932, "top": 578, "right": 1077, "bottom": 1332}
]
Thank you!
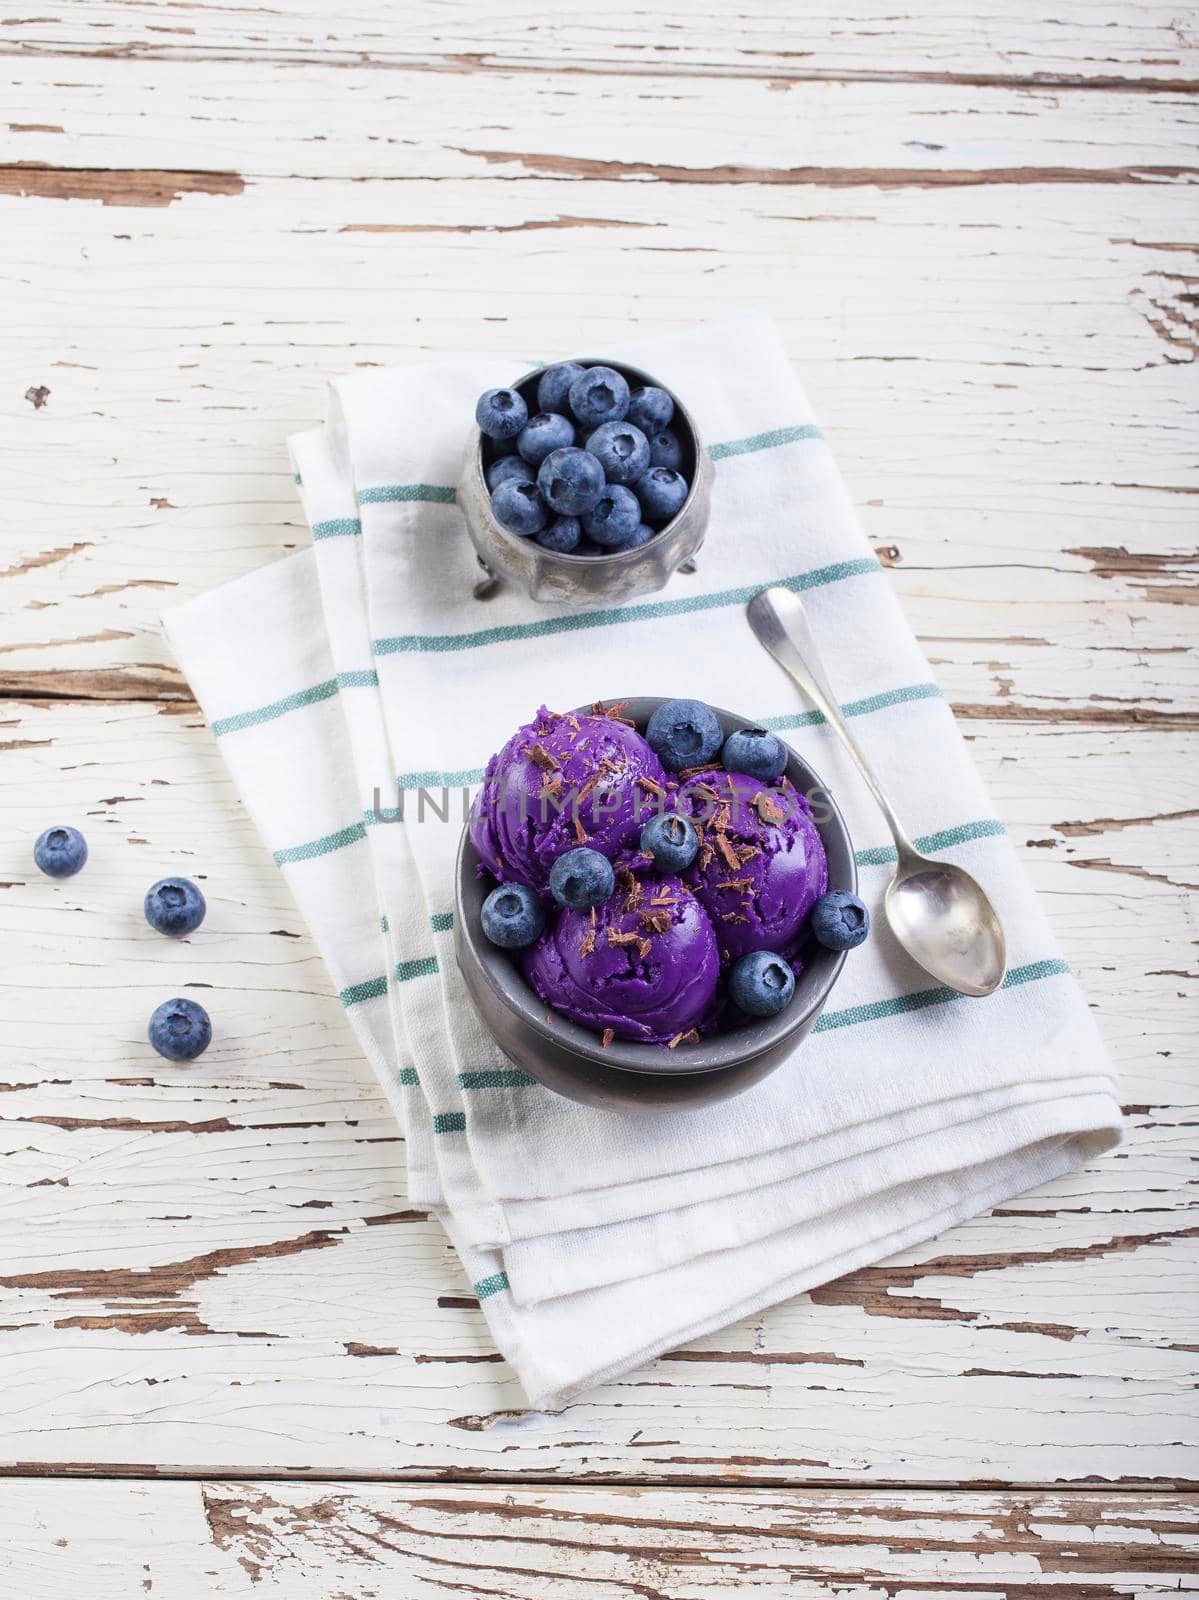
[{"left": 164, "top": 314, "right": 1121, "bottom": 1404}]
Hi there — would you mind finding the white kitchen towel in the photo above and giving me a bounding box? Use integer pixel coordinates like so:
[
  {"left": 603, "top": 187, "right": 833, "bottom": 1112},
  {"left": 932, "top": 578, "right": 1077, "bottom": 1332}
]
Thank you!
[{"left": 164, "top": 314, "right": 1122, "bottom": 1403}]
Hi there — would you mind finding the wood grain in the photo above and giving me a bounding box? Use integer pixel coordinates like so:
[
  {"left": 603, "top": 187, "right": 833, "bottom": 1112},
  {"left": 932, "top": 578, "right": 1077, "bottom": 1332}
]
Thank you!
[
  {"left": 2, "top": 2, "right": 1196, "bottom": 87},
  {"left": 4, "top": 1483, "right": 1198, "bottom": 1597},
  {"left": 0, "top": 0, "right": 1195, "bottom": 1530}
]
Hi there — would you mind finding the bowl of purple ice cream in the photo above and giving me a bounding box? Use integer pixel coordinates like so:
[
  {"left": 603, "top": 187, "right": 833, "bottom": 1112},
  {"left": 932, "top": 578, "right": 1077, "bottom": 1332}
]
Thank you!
[{"left": 453, "top": 698, "right": 858, "bottom": 1110}]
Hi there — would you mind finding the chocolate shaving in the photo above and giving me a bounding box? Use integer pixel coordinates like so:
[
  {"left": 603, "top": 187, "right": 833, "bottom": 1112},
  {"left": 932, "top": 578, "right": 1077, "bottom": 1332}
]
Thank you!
[
  {"left": 716, "top": 875, "right": 754, "bottom": 893},
  {"left": 638, "top": 910, "right": 672, "bottom": 934},
  {"left": 715, "top": 833, "right": 742, "bottom": 872},
  {"left": 529, "top": 742, "right": 560, "bottom": 772},
  {"left": 755, "top": 792, "right": 784, "bottom": 826},
  {"left": 607, "top": 929, "right": 643, "bottom": 950},
  {"left": 579, "top": 929, "right": 596, "bottom": 958},
  {"left": 697, "top": 842, "right": 714, "bottom": 870},
  {"left": 638, "top": 937, "right": 652, "bottom": 959},
  {"left": 601, "top": 1027, "right": 615, "bottom": 1048},
  {"left": 573, "top": 817, "right": 587, "bottom": 845},
  {"left": 636, "top": 775, "right": 666, "bottom": 797},
  {"left": 737, "top": 843, "right": 761, "bottom": 863},
  {"left": 592, "top": 699, "right": 630, "bottom": 722},
  {"left": 667, "top": 1028, "right": 700, "bottom": 1049},
  {"left": 539, "top": 774, "right": 564, "bottom": 800}
]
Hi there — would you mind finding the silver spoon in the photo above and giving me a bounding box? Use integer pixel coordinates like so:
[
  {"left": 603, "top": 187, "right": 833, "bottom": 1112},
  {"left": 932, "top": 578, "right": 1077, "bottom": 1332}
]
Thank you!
[{"left": 747, "top": 585, "right": 1006, "bottom": 997}]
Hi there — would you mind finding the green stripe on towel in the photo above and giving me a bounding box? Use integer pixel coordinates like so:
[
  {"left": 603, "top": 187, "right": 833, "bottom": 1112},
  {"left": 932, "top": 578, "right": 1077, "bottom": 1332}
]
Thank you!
[
  {"left": 814, "top": 959, "right": 1070, "bottom": 1034},
  {"left": 709, "top": 423, "right": 822, "bottom": 460},
  {"left": 312, "top": 517, "right": 362, "bottom": 540},
  {"left": 397, "top": 1066, "right": 419, "bottom": 1086},
  {"left": 430, "top": 911, "right": 454, "bottom": 933},
  {"left": 213, "top": 677, "right": 341, "bottom": 737},
  {"left": 339, "top": 974, "right": 388, "bottom": 1007},
  {"left": 458, "top": 1069, "right": 538, "bottom": 1090},
  {"left": 389, "top": 679, "right": 938, "bottom": 793},
  {"left": 208, "top": 555, "right": 881, "bottom": 735},
  {"left": 274, "top": 821, "right": 367, "bottom": 865},
  {"left": 473, "top": 1271, "right": 510, "bottom": 1299},
  {"left": 270, "top": 684, "right": 965, "bottom": 867},
  {"left": 855, "top": 818, "right": 1007, "bottom": 868},
  {"left": 395, "top": 764, "right": 487, "bottom": 792},
  {"left": 395, "top": 955, "right": 438, "bottom": 983},
  {"left": 359, "top": 483, "right": 457, "bottom": 505},
  {"left": 765, "top": 681, "right": 943, "bottom": 732},
  {"left": 214, "top": 671, "right": 377, "bottom": 737},
  {"left": 373, "top": 558, "right": 880, "bottom": 657},
  {"left": 433, "top": 1111, "right": 466, "bottom": 1134},
  {"left": 351, "top": 423, "right": 822, "bottom": 515}
]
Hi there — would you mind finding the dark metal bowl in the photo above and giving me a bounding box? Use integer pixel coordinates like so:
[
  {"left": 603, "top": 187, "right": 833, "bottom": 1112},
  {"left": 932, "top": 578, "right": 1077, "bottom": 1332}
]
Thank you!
[
  {"left": 453, "top": 698, "right": 856, "bottom": 1110},
  {"left": 458, "top": 360, "right": 714, "bottom": 605}
]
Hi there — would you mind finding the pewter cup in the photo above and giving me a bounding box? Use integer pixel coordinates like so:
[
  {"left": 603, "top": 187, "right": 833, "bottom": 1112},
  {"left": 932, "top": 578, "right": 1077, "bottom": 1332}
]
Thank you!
[{"left": 458, "top": 359, "right": 713, "bottom": 605}]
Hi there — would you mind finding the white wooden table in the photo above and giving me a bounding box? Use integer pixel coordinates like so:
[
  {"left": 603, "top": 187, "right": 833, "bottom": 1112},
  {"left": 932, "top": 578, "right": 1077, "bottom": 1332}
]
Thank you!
[{"left": 2, "top": 6, "right": 1196, "bottom": 1593}]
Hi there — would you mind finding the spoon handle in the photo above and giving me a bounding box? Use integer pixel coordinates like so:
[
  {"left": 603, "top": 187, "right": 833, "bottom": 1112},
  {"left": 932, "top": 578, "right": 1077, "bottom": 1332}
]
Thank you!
[{"left": 747, "top": 586, "right": 917, "bottom": 861}]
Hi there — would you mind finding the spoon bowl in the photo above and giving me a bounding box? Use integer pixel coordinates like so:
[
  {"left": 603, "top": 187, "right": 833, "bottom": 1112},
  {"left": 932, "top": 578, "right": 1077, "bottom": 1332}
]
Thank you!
[
  {"left": 885, "top": 855, "right": 1006, "bottom": 997},
  {"left": 747, "top": 584, "right": 1007, "bottom": 999}
]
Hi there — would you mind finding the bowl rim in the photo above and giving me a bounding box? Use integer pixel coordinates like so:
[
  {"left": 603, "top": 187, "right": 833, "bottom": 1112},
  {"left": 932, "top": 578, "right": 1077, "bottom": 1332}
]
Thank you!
[
  {"left": 454, "top": 697, "right": 857, "bottom": 1078},
  {"left": 468, "top": 357, "right": 708, "bottom": 567}
]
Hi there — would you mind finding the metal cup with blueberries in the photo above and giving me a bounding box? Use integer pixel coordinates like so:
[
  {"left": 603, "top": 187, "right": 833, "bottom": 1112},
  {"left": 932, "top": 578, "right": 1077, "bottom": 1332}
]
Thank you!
[{"left": 458, "top": 359, "right": 714, "bottom": 605}]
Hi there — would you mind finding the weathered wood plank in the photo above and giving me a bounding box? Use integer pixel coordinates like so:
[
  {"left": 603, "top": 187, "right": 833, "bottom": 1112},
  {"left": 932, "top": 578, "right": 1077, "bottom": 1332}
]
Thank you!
[
  {"left": 3, "top": 1482, "right": 1197, "bottom": 1596},
  {"left": 2, "top": 1, "right": 1196, "bottom": 87},
  {"left": 0, "top": 168, "right": 1194, "bottom": 707},
  {"left": 4, "top": 58, "right": 1197, "bottom": 177},
  {"left": 0, "top": 701, "right": 1193, "bottom": 1480}
]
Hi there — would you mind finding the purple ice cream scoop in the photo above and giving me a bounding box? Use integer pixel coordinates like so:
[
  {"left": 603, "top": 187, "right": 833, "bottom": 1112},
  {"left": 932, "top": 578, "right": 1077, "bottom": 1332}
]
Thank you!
[
  {"left": 469, "top": 705, "right": 668, "bottom": 891},
  {"left": 522, "top": 862, "right": 719, "bottom": 1044},
  {"left": 677, "top": 769, "right": 828, "bottom": 962}
]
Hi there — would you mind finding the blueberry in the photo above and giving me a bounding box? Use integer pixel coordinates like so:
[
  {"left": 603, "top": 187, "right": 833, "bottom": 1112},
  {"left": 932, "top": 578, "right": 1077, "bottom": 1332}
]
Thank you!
[
  {"left": 486, "top": 454, "right": 535, "bottom": 493},
  {"left": 475, "top": 387, "right": 528, "bottom": 442},
  {"left": 722, "top": 727, "right": 787, "bottom": 783},
  {"left": 640, "top": 812, "right": 698, "bottom": 873},
  {"left": 145, "top": 876, "right": 206, "bottom": 938},
  {"left": 645, "top": 698, "right": 723, "bottom": 772},
  {"left": 549, "top": 847, "right": 615, "bottom": 910},
  {"left": 568, "top": 365, "right": 630, "bottom": 428},
  {"left": 648, "top": 429, "right": 684, "bottom": 472},
  {"left": 584, "top": 420, "right": 650, "bottom": 485},
  {"left": 635, "top": 466, "right": 689, "bottom": 523},
  {"left": 481, "top": 882, "right": 545, "bottom": 949},
  {"left": 538, "top": 446, "right": 605, "bottom": 516},
  {"left": 729, "top": 951, "right": 796, "bottom": 1018},
  {"left": 491, "top": 478, "right": 549, "bottom": 536},
  {"left": 516, "top": 411, "right": 574, "bottom": 466},
  {"left": 535, "top": 516, "right": 582, "bottom": 554},
  {"left": 607, "top": 522, "right": 656, "bottom": 553},
  {"left": 811, "top": 890, "right": 870, "bottom": 952},
  {"left": 33, "top": 825, "right": 87, "bottom": 879},
  {"left": 148, "top": 997, "right": 212, "bottom": 1062},
  {"left": 537, "top": 361, "right": 586, "bottom": 415},
  {"left": 581, "top": 484, "right": 641, "bottom": 547},
  {"left": 627, "top": 385, "right": 674, "bottom": 434}
]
